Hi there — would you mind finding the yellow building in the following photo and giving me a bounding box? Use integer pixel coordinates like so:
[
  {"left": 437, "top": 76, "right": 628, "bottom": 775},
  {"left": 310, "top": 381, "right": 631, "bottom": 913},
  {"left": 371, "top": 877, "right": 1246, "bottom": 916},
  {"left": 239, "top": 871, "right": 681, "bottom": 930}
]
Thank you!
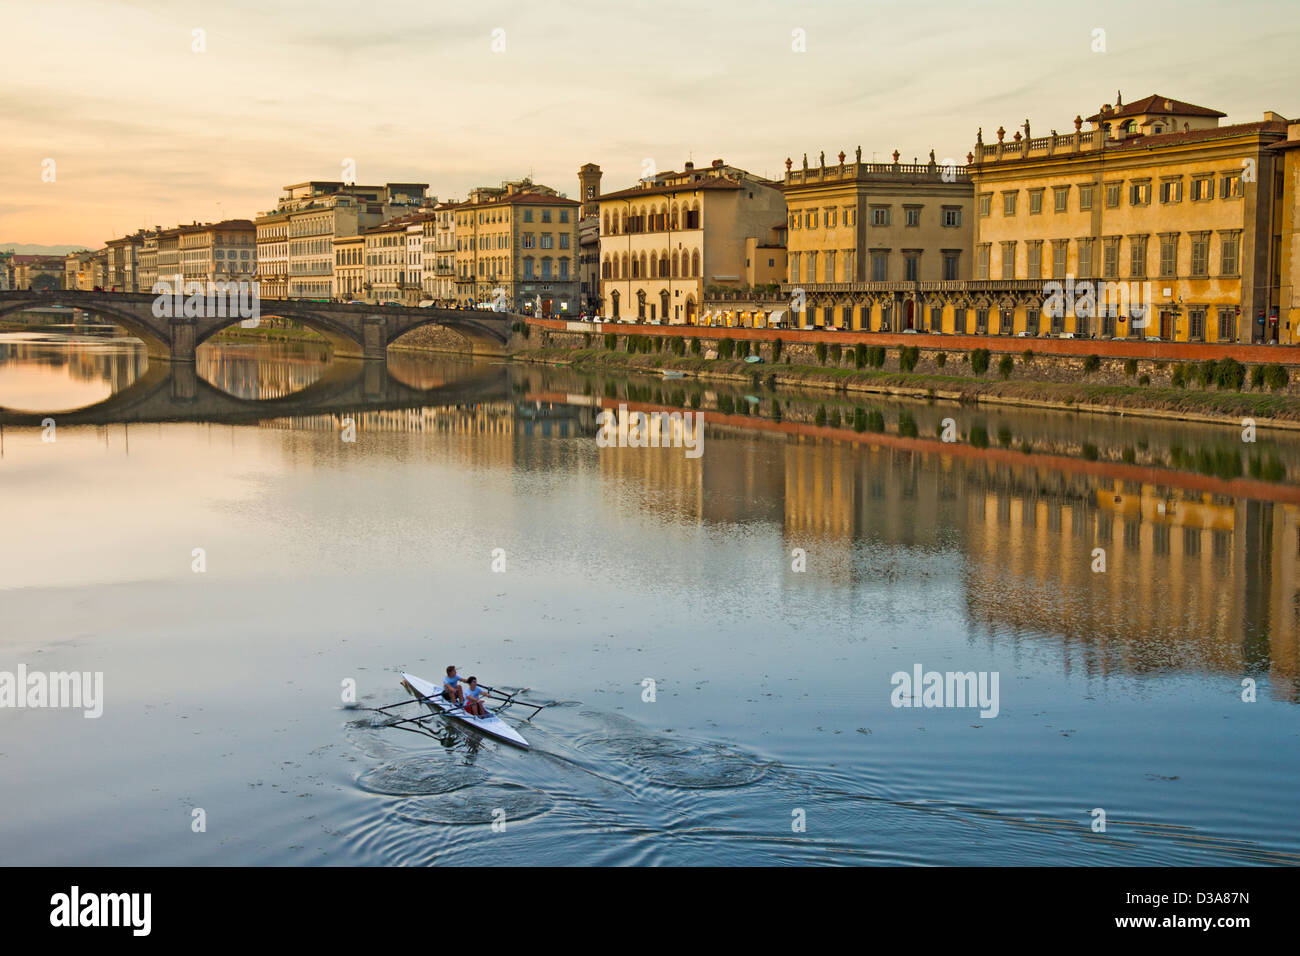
[
  {"left": 454, "top": 179, "right": 580, "bottom": 315},
  {"left": 332, "top": 234, "right": 364, "bottom": 300},
  {"left": 782, "top": 147, "right": 973, "bottom": 330},
  {"left": 598, "top": 159, "right": 786, "bottom": 324},
  {"left": 1273, "top": 121, "right": 1300, "bottom": 343},
  {"left": 970, "top": 94, "right": 1290, "bottom": 342}
]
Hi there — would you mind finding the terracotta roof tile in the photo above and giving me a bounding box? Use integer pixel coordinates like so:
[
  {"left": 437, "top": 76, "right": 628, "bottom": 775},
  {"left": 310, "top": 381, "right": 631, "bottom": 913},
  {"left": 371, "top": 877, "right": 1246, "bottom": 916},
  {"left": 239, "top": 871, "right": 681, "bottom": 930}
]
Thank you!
[
  {"left": 598, "top": 178, "right": 743, "bottom": 202},
  {"left": 1087, "top": 94, "right": 1226, "bottom": 123}
]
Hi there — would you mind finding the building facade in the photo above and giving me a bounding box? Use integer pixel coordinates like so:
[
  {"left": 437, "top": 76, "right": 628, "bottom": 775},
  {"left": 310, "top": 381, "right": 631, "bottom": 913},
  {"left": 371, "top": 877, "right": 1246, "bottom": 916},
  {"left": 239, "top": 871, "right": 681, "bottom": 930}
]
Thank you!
[
  {"left": 405, "top": 218, "right": 430, "bottom": 305},
  {"left": 138, "top": 229, "right": 162, "bottom": 292},
  {"left": 255, "top": 212, "right": 291, "bottom": 299},
  {"left": 177, "top": 220, "right": 257, "bottom": 287},
  {"left": 968, "top": 94, "right": 1290, "bottom": 342},
  {"left": 577, "top": 163, "right": 603, "bottom": 313},
  {"left": 363, "top": 214, "right": 425, "bottom": 305},
  {"left": 155, "top": 228, "right": 182, "bottom": 289},
  {"left": 10, "top": 255, "right": 65, "bottom": 290},
  {"left": 454, "top": 179, "right": 580, "bottom": 314},
  {"left": 781, "top": 148, "right": 973, "bottom": 330},
  {"left": 332, "top": 234, "right": 365, "bottom": 300},
  {"left": 254, "top": 181, "right": 428, "bottom": 300},
  {"left": 1270, "top": 121, "right": 1300, "bottom": 343},
  {"left": 598, "top": 159, "right": 787, "bottom": 324},
  {"left": 64, "top": 250, "right": 96, "bottom": 291},
  {"left": 105, "top": 232, "right": 147, "bottom": 292},
  {"left": 423, "top": 202, "right": 457, "bottom": 306}
]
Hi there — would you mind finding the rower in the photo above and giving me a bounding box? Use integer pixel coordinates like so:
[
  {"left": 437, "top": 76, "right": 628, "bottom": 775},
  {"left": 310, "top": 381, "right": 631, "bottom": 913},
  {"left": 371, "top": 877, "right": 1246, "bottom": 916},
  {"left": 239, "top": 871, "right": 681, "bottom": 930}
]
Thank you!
[
  {"left": 442, "top": 666, "right": 465, "bottom": 706},
  {"left": 463, "top": 677, "right": 488, "bottom": 717}
]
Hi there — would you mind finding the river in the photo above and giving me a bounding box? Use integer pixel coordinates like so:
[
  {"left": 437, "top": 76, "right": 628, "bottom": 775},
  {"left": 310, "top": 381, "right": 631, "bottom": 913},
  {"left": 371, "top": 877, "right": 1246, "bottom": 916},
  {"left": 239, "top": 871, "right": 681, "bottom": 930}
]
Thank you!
[{"left": 1, "top": 331, "right": 1298, "bottom": 866}]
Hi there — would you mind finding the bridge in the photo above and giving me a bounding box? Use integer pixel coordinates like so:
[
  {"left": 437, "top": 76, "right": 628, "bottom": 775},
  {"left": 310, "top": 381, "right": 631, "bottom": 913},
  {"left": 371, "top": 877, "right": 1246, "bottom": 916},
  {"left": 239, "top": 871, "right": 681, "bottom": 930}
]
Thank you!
[
  {"left": 0, "top": 290, "right": 518, "bottom": 361},
  {"left": 0, "top": 358, "right": 511, "bottom": 428}
]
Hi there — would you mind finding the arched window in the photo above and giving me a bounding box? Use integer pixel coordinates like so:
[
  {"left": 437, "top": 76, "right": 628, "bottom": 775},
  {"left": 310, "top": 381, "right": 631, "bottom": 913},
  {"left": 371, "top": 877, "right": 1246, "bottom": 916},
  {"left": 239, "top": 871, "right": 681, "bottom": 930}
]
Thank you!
[
  {"left": 621, "top": 252, "right": 629, "bottom": 278},
  {"left": 659, "top": 250, "right": 669, "bottom": 277},
  {"left": 671, "top": 204, "right": 680, "bottom": 230},
  {"left": 672, "top": 251, "right": 680, "bottom": 277},
  {"left": 649, "top": 251, "right": 658, "bottom": 277},
  {"left": 611, "top": 290, "right": 620, "bottom": 318},
  {"left": 640, "top": 252, "right": 648, "bottom": 278},
  {"left": 631, "top": 254, "right": 640, "bottom": 279},
  {"left": 691, "top": 250, "right": 700, "bottom": 277},
  {"left": 601, "top": 256, "right": 611, "bottom": 279},
  {"left": 660, "top": 290, "right": 669, "bottom": 318}
]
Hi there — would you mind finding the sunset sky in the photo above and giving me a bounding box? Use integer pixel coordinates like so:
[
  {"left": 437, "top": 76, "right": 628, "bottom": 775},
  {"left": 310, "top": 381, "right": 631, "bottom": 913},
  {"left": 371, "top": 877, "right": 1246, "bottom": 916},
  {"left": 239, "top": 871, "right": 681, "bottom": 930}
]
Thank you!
[{"left": 3, "top": 0, "right": 1296, "bottom": 247}]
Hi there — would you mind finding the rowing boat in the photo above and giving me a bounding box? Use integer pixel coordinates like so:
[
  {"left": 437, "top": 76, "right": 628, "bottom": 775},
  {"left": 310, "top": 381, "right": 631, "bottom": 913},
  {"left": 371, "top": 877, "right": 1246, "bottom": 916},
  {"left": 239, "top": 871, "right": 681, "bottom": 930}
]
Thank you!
[{"left": 400, "top": 672, "right": 530, "bottom": 749}]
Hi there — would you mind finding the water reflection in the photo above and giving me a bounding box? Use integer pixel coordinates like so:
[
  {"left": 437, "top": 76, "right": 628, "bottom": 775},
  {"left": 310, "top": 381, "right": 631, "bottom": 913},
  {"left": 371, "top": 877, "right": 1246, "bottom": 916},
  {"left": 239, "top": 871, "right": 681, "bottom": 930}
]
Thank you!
[
  {"left": 4, "top": 334, "right": 1300, "bottom": 865},
  {"left": 4, "top": 339, "right": 1300, "bottom": 690},
  {"left": 0, "top": 333, "right": 147, "bottom": 411}
]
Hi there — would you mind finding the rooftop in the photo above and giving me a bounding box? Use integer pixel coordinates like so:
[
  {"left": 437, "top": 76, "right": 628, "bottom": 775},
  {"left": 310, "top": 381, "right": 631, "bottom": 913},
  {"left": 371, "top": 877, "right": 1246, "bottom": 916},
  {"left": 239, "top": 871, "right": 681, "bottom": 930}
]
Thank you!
[{"left": 1086, "top": 94, "right": 1226, "bottom": 124}]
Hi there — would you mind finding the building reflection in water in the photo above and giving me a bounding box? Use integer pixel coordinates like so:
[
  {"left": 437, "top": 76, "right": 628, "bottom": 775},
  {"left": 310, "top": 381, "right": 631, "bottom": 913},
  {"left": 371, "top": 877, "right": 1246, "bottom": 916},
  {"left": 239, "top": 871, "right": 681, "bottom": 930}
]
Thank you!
[
  {"left": 0, "top": 337, "right": 147, "bottom": 410},
  {"left": 3, "top": 336, "right": 1298, "bottom": 699},
  {"left": 525, "top": 391, "right": 1300, "bottom": 700}
]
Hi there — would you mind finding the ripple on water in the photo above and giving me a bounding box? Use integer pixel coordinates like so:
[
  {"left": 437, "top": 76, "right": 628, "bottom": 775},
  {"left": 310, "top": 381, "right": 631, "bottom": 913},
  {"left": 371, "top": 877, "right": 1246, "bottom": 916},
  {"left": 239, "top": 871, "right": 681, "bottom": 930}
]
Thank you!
[
  {"left": 600, "top": 735, "right": 771, "bottom": 789},
  {"left": 344, "top": 717, "right": 408, "bottom": 761},
  {"left": 357, "top": 757, "right": 489, "bottom": 796},
  {"left": 393, "top": 784, "right": 552, "bottom": 825}
]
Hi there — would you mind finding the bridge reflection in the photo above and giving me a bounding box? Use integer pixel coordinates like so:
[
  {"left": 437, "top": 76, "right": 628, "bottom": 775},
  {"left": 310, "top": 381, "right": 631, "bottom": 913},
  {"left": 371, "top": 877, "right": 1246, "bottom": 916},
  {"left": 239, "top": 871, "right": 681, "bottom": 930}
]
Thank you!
[{"left": 0, "top": 351, "right": 511, "bottom": 426}]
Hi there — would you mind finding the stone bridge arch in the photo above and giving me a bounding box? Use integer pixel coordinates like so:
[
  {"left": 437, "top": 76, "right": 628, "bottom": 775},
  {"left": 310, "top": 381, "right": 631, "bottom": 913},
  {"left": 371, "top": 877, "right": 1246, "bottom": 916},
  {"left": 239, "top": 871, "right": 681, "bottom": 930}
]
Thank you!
[
  {"left": 0, "top": 294, "right": 172, "bottom": 356},
  {"left": 383, "top": 308, "right": 512, "bottom": 355},
  {"left": 194, "top": 304, "right": 366, "bottom": 358}
]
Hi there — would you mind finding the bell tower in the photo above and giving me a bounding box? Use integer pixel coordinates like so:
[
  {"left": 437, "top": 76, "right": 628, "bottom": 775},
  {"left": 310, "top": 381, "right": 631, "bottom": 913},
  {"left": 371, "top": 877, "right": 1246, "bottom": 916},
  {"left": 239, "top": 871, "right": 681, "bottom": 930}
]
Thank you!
[{"left": 578, "top": 163, "right": 602, "bottom": 220}]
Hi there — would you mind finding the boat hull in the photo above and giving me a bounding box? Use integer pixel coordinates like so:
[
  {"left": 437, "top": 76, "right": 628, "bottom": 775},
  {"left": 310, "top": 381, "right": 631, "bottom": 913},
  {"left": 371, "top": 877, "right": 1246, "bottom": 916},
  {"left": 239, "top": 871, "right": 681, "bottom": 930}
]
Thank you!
[{"left": 401, "top": 672, "right": 530, "bottom": 749}]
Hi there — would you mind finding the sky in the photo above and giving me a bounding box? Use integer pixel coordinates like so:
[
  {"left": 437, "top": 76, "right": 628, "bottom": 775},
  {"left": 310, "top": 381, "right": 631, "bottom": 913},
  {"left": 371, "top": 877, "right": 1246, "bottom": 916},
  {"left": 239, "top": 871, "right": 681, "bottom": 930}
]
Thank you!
[{"left": 3, "top": 0, "right": 1297, "bottom": 248}]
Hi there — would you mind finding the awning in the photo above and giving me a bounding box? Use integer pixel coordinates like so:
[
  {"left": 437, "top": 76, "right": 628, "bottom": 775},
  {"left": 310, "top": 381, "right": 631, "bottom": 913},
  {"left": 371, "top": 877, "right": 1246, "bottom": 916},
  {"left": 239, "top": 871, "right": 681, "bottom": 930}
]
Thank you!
[{"left": 767, "top": 309, "right": 787, "bottom": 323}]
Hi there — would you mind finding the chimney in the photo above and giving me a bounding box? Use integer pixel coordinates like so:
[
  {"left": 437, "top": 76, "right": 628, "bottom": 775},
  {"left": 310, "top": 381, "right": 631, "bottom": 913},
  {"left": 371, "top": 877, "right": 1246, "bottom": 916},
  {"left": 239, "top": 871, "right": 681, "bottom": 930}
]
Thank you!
[{"left": 684, "top": 161, "right": 694, "bottom": 171}]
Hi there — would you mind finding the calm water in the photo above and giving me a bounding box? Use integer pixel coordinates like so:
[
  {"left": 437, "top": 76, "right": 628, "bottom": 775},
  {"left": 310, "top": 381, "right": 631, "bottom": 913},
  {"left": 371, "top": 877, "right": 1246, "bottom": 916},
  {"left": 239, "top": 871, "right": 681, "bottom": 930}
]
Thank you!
[{"left": 2, "top": 331, "right": 1298, "bottom": 866}]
